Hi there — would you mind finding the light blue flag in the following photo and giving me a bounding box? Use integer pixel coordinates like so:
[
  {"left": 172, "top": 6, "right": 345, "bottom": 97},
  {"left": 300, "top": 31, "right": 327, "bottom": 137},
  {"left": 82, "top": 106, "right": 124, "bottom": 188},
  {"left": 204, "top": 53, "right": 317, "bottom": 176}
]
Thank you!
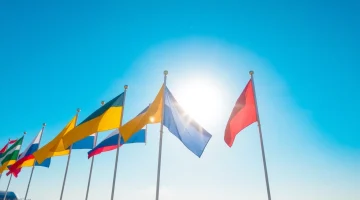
[{"left": 163, "top": 87, "right": 212, "bottom": 157}]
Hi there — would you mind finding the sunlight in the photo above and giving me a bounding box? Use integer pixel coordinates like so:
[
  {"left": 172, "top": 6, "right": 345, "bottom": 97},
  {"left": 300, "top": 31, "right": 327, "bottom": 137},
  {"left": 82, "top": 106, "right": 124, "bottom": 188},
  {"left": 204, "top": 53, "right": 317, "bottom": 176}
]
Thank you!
[{"left": 173, "top": 78, "right": 223, "bottom": 127}]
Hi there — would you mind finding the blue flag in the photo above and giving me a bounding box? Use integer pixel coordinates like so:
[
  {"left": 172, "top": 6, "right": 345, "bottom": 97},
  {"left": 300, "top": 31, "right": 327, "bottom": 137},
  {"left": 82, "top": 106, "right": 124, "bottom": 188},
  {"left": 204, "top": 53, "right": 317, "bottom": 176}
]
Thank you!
[{"left": 163, "top": 87, "right": 212, "bottom": 157}]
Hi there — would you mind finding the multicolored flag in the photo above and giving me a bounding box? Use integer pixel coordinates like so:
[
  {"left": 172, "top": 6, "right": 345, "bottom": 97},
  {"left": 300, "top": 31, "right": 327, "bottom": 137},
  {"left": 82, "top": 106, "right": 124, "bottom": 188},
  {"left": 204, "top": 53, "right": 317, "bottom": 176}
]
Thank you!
[
  {"left": 0, "top": 140, "right": 16, "bottom": 157},
  {"left": 33, "top": 116, "right": 95, "bottom": 164},
  {"left": 7, "top": 129, "right": 51, "bottom": 177},
  {"left": 0, "top": 137, "right": 24, "bottom": 173},
  {"left": 120, "top": 85, "right": 212, "bottom": 157},
  {"left": 88, "top": 129, "right": 146, "bottom": 158},
  {"left": 63, "top": 92, "right": 125, "bottom": 149},
  {"left": 224, "top": 80, "right": 257, "bottom": 147}
]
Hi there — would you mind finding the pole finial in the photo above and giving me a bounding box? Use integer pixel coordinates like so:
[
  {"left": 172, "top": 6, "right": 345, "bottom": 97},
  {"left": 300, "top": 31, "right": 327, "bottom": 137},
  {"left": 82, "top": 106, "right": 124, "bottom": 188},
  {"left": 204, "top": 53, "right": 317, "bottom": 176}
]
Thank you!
[
  {"left": 77, "top": 108, "right": 81, "bottom": 113},
  {"left": 164, "top": 70, "right": 168, "bottom": 76},
  {"left": 43, "top": 123, "right": 46, "bottom": 127},
  {"left": 249, "top": 70, "right": 254, "bottom": 75},
  {"left": 101, "top": 101, "right": 105, "bottom": 106},
  {"left": 124, "top": 85, "right": 128, "bottom": 90}
]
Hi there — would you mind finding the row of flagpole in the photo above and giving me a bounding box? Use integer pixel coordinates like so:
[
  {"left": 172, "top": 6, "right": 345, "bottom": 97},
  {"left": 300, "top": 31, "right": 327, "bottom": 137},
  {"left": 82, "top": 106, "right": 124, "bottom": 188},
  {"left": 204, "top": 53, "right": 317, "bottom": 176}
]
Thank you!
[{"left": 0, "top": 70, "right": 272, "bottom": 200}]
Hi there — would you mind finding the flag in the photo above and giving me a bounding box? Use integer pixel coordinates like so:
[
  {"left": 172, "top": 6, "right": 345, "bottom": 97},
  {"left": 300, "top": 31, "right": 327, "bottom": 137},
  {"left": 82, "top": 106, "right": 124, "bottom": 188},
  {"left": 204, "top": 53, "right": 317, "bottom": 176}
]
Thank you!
[
  {"left": 0, "top": 137, "right": 24, "bottom": 173},
  {"left": 6, "top": 158, "right": 51, "bottom": 177},
  {"left": 0, "top": 140, "right": 16, "bottom": 157},
  {"left": 63, "top": 92, "right": 125, "bottom": 149},
  {"left": 34, "top": 116, "right": 95, "bottom": 164},
  {"left": 119, "top": 86, "right": 163, "bottom": 141},
  {"left": 33, "top": 116, "right": 76, "bottom": 164},
  {"left": 7, "top": 129, "right": 51, "bottom": 177},
  {"left": 163, "top": 87, "right": 212, "bottom": 157},
  {"left": 88, "top": 129, "right": 146, "bottom": 158},
  {"left": 72, "top": 133, "right": 95, "bottom": 150},
  {"left": 120, "top": 85, "right": 212, "bottom": 157},
  {"left": 224, "top": 80, "right": 257, "bottom": 147}
]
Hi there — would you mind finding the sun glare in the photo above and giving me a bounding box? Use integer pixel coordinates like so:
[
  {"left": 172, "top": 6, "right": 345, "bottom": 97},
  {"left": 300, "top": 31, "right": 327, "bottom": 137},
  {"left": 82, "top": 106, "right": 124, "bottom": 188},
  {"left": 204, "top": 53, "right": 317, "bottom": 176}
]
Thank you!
[{"left": 174, "top": 78, "right": 223, "bottom": 127}]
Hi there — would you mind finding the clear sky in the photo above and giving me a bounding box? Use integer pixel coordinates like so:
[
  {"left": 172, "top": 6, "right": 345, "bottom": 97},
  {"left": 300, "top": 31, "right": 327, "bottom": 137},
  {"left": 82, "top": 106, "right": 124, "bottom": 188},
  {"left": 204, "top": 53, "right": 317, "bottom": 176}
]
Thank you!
[{"left": 0, "top": 0, "right": 359, "bottom": 200}]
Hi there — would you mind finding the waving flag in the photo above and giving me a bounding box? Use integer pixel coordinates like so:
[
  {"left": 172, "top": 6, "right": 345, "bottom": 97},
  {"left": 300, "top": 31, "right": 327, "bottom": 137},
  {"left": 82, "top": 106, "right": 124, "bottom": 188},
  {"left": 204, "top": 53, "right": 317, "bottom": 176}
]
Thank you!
[
  {"left": 63, "top": 92, "right": 125, "bottom": 149},
  {"left": 120, "top": 85, "right": 212, "bottom": 157},
  {"left": 0, "top": 137, "right": 23, "bottom": 173},
  {"left": 119, "top": 86, "right": 163, "bottom": 141},
  {"left": 7, "top": 129, "right": 51, "bottom": 177},
  {"left": 224, "top": 80, "right": 257, "bottom": 147},
  {"left": 0, "top": 140, "right": 16, "bottom": 157},
  {"left": 88, "top": 129, "right": 146, "bottom": 158}
]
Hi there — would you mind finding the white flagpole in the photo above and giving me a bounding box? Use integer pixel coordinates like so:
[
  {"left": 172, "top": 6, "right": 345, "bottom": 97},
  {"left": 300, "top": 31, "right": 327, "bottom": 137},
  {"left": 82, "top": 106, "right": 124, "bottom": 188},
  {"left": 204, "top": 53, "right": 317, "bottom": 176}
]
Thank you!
[
  {"left": 59, "top": 109, "right": 80, "bottom": 200},
  {"left": 4, "top": 132, "right": 26, "bottom": 200},
  {"left": 24, "top": 123, "right": 46, "bottom": 200},
  {"left": 84, "top": 101, "right": 103, "bottom": 200},
  {"left": 249, "top": 71, "right": 272, "bottom": 200},
  {"left": 110, "top": 85, "right": 128, "bottom": 200},
  {"left": 155, "top": 70, "right": 168, "bottom": 200}
]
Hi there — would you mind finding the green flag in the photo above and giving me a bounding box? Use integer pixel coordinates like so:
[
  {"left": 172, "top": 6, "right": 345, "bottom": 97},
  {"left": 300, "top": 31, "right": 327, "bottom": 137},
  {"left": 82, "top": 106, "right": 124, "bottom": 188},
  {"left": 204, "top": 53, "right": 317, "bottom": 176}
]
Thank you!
[{"left": 0, "top": 136, "right": 23, "bottom": 173}]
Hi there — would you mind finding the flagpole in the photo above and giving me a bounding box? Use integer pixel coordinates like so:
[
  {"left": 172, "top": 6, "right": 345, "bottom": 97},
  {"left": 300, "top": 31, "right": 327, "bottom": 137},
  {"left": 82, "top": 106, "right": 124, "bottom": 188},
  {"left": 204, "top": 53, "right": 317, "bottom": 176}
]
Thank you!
[
  {"left": 0, "top": 139, "right": 11, "bottom": 184},
  {"left": 24, "top": 123, "right": 46, "bottom": 200},
  {"left": 155, "top": 70, "right": 167, "bottom": 200},
  {"left": 84, "top": 101, "right": 104, "bottom": 200},
  {"left": 59, "top": 109, "right": 80, "bottom": 200},
  {"left": 110, "top": 85, "right": 128, "bottom": 200},
  {"left": 3, "top": 174, "right": 12, "bottom": 200},
  {"left": 4, "top": 132, "right": 26, "bottom": 200},
  {"left": 249, "top": 71, "right": 272, "bottom": 200}
]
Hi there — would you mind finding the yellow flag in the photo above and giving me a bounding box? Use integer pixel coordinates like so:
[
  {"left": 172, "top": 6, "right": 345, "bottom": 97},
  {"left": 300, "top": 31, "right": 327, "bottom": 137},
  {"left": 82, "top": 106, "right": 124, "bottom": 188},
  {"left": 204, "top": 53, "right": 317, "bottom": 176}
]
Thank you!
[
  {"left": 120, "top": 85, "right": 164, "bottom": 142},
  {"left": 33, "top": 116, "right": 76, "bottom": 164},
  {"left": 62, "top": 92, "right": 125, "bottom": 149}
]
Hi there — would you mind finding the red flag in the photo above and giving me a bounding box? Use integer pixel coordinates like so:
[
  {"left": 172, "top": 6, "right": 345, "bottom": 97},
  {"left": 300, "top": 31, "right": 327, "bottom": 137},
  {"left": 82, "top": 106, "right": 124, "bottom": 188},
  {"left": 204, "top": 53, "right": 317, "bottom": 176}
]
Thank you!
[
  {"left": 0, "top": 139, "right": 17, "bottom": 154},
  {"left": 9, "top": 140, "right": 16, "bottom": 144},
  {"left": 224, "top": 80, "right": 257, "bottom": 147},
  {"left": 0, "top": 144, "right": 8, "bottom": 154}
]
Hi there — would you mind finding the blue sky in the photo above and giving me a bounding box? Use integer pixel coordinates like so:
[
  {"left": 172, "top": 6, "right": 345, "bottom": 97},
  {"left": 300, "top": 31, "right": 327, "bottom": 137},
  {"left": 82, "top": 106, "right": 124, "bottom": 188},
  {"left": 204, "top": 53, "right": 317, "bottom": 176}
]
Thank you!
[{"left": 0, "top": 0, "right": 359, "bottom": 200}]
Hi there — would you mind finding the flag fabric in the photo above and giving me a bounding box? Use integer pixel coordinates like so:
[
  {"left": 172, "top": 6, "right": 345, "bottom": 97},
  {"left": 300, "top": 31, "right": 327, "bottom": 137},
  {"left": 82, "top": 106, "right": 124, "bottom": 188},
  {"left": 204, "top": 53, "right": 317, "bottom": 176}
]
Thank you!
[
  {"left": 72, "top": 133, "right": 95, "bottom": 150},
  {"left": 224, "top": 80, "right": 257, "bottom": 147},
  {"left": 33, "top": 116, "right": 76, "bottom": 164},
  {"left": 0, "top": 137, "right": 24, "bottom": 173},
  {"left": 163, "top": 87, "right": 212, "bottom": 157},
  {"left": 7, "top": 129, "right": 51, "bottom": 177},
  {"left": 120, "top": 85, "right": 212, "bottom": 157},
  {"left": 88, "top": 129, "right": 146, "bottom": 158},
  {"left": 63, "top": 92, "right": 125, "bottom": 149},
  {"left": 119, "top": 86, "right": 163, "bottom": 141},
  {"left": 7, "top": 158, "right": 51, "bottom": 177},
  {"left": 0, "top": 140, "right": 16, "bottom": 157},
  {"left": 34, "top": 116, "right": 95, "bottom": 164}
]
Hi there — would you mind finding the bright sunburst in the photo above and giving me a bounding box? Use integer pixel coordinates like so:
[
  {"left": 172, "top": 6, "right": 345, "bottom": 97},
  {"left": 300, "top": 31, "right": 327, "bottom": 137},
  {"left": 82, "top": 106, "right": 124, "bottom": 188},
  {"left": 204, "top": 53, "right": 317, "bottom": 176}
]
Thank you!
[{"left": 173, "top": 77, "right": 223, "bottom": 127}]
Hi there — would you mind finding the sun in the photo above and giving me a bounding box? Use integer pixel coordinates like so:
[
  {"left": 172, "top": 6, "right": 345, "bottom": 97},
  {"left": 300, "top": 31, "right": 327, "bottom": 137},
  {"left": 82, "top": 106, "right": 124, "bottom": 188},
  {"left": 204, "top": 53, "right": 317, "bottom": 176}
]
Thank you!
[{"left": 173, "top": 78, "right": 223, "bottom": 126}]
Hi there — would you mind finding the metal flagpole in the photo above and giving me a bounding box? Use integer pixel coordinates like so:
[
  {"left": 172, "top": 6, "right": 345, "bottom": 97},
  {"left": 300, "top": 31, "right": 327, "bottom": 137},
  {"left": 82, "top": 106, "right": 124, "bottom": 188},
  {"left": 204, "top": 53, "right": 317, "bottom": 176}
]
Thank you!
[
  {"left": 155, "top": 70, "right": 168, "bottom": 200},
  {"left": 24, "top": 123, "right": 47, "bottom": 200},
  {"left": 4, "top": 132, "right": 26, "bottom": 200},
  {"left": 110, "top": 85, "right": 128, "bottom": 200},
  {"left": 84, "top": 101, "right": 104, "bottom": 200},
  {"left": 249, "top": 71, "right": 272, "bottom": 200},
  {"left": 59, "top": 109, "right": 80, "bottom": 200},
  {"left": 0, "top": 138, "right": 11, "bottom": 184},
  {"left": 3, "top": 174, "right": 12, "bottom": 200}
]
